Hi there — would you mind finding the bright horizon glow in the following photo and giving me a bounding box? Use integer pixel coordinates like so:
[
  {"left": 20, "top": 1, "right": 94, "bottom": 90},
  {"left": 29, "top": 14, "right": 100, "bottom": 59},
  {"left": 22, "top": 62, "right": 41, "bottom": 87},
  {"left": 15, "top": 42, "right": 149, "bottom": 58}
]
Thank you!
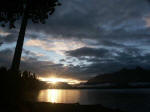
[{"left": 38, "top": 77, "right": 87, "bottom": 85}]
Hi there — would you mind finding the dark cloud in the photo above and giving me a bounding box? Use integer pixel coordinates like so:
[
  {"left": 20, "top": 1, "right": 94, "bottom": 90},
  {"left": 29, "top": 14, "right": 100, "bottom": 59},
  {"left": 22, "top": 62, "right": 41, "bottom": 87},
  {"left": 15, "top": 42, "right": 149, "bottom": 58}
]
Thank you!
[
  {"left": 63, "top": 46, "right": 150, "bottom": 78},
  {"left": 0, "top": 48, "right": 85, "bottom": 79},
  {"left": 60, "top": 59, "right": 65, "bottom": 62},
  {"left": 0, "top": 28, "right": 18, "bottom": 44},
  {"left": 65, "top": 46, "right": 144, "bottom": 62},
  {"left": 1, "top": 0, "right": 150, "bottom": 41},
  {"left": 0, "top": 42, "right": 3, "bottom": 46},
  {"left": 24, "top": 0, "right": 150, "bottom": 41},
  {"left": 20, "top": 56, "right": 90, "bottom": 79},
  {"left": 66, "top": 47, "right": 112, "bottom": 58},
  {"left": 98, "top": 40, "right": 127, "bottom": 48},
  {"left": 0, "top": 46, "right": 150, "bottom": 80},
  {"left": 3, "top": 34, "right": 17, "bottom": 43},
  {"left": 0, "top": 48, "right": 13, "bottom": 67},
  {"left": 1, "top": 0, "right": 150, "bottom": 43},
  {"left": 1, "top": 0, "right": 150, "bottom": 80}
]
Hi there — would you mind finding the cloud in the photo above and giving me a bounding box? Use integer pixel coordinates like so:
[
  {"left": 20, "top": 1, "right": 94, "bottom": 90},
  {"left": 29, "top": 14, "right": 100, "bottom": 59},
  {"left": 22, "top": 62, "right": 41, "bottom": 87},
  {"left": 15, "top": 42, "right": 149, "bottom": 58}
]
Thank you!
[
  {"left": 24, "top": 0, "right": 150, "bottom": 41},
  {"left": 1, "top": 0, "right": 150, "bottom": 42},
  {"left": 66, "top": 47, "right": 113, "bottom": 58},
  {"left": 25, "top": 38, "right": 88, "bottom": 55},
  {"left": 0, "top": 45, "right": 150, "bottom": 80},
  {"left": 1, "top": 0, "right": 150, "bottom": 45},
  {"left": 0, "top": 48, "right": 13, "bottom": 67},
  {"left": 0, "top": 48, "right": 87, "bottom": 79},
  {"left": 64, "top": 46, "right": 150, "bottom": 77},
  {"left": 0, "top": 28, "right": 18, "bottom": 44},
  {"left": 1, "top": 0, "right": 150, "bottom": 80},
  {"left": 23, "top": 49, "right": 46, "bottom": 57},
  {"left": 0, "top": 41, "right": 3, "bottom": 46},
  {"left": 0, "top": 30, "right": 10, "bottom": 36}
]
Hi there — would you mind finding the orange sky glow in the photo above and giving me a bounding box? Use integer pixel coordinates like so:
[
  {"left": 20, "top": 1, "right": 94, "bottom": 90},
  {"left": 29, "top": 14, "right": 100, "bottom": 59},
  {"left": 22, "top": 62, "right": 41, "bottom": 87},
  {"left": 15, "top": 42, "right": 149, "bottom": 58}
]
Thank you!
[{"left": 38, "top": 77, "right": 87, "bottom": 85}]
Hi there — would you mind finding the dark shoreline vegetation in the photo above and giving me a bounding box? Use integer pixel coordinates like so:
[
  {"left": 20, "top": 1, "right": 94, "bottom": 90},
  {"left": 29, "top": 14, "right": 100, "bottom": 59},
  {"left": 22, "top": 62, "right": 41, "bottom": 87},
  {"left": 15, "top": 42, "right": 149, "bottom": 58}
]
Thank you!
[
  {"left": 0, "top": 67, "right": 48, "bottom": 112},
  {"left": 15, "top": 102, "right": 123, "bottom": 112}
]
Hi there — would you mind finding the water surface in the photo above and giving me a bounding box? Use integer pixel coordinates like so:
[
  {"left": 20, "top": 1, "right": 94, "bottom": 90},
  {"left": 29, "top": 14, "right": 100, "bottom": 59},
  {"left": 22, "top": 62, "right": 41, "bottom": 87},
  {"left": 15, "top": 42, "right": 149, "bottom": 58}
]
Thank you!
[{"left": 36, "top": 89, "right": 150, "bottom": 112}]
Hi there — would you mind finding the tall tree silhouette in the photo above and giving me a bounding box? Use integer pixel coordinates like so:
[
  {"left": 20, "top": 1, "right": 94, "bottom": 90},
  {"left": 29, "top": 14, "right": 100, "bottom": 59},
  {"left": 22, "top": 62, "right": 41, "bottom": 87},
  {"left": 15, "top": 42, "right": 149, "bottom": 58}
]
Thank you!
[{"left": 0, "top": 0, "right": 61, "bottom": 71}]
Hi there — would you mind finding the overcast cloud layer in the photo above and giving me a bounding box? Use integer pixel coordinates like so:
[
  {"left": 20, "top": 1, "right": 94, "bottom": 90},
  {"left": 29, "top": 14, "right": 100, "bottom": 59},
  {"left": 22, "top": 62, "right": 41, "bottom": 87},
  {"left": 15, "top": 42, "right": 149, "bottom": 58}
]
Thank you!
[{"left": 1, "top": 0, "right": 150, "bottom": 80}]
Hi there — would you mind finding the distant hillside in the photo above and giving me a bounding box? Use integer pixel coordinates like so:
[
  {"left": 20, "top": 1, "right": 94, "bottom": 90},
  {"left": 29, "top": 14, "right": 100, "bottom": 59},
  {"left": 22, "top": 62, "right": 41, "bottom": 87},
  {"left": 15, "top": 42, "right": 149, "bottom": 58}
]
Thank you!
[{"left": 86, "top": 67, "right": 150, "bottom": 87}]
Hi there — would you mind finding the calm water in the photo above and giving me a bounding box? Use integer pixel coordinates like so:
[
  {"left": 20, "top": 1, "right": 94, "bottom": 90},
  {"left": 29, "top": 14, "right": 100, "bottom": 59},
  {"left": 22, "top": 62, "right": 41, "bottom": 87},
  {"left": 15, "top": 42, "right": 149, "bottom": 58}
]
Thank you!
[{"left": 34, "top": 89, "right": 150, "bottom": 112}]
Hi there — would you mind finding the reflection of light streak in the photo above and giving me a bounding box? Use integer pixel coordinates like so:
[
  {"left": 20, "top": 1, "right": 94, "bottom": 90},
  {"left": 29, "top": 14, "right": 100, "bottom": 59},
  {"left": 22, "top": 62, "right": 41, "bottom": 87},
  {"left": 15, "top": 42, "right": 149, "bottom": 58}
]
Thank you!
[
  {"left": 48, "top": 89, "right": 58, "bottom": 103},
  {"left": 38, "top": 89, "right": 80, "bottom": 103}
]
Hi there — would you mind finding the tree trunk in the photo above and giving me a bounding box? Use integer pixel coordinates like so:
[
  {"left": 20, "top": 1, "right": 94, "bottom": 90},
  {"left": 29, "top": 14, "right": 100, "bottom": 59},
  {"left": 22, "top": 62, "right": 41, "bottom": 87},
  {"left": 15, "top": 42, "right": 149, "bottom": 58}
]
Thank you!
[{"left": 11, "top": 8, "right": 28, "bottom": 71}]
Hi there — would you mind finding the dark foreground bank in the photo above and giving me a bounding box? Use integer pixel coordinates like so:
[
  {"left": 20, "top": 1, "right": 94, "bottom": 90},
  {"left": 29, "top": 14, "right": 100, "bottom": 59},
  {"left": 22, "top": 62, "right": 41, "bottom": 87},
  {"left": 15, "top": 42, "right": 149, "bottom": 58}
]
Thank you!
[{"left": 9, "top": 102, "right": 123, "bottom": 112}]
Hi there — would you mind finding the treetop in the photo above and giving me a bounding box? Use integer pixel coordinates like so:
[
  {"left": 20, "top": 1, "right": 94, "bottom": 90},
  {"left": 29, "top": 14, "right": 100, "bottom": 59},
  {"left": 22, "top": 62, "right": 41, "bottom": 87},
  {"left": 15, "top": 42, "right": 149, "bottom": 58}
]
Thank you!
[{"left": 0, "top": 0, "right": 61, "bottom": 28}]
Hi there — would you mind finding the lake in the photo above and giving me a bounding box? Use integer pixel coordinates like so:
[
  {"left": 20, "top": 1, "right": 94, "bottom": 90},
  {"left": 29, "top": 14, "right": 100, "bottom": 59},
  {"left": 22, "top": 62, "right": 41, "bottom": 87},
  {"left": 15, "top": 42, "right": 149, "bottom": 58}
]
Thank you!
[{"left": 31, "top": 89, "right": 150, "bottom": 112}]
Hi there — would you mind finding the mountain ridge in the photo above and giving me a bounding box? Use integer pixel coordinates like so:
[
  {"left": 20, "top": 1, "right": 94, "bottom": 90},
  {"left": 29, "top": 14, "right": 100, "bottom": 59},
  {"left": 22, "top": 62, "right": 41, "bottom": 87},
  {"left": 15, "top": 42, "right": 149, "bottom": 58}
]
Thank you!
[{"left": 86, "top": 67, "right": 150, "bottom": 87}]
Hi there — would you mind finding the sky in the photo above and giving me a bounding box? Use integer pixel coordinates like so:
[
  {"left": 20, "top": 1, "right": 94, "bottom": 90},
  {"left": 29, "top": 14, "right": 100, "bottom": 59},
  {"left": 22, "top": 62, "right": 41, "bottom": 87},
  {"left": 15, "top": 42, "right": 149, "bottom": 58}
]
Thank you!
[{"left": 1, "top": 0, "right": 150, "bottom": 80}]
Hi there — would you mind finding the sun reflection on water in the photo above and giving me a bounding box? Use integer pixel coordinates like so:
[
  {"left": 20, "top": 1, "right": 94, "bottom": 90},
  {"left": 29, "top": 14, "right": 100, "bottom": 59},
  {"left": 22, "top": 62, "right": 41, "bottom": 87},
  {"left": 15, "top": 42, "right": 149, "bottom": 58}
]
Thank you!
[
  {"left": 38, "top": 89, "right": 80, "bottom": 103},
  {"left": 48, "top": 89, "right": 58, "bottom": 103}
]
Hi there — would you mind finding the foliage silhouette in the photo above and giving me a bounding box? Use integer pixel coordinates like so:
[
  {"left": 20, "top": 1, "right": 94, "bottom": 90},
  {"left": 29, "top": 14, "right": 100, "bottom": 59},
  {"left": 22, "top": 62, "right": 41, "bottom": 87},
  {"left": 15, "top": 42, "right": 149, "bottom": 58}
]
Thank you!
[
  {"left": 0, "top": 67, "right": 50, "bottom": 112},
  {"left": 0, "top": 67, "right": 48, "bottom": 106},
  {"left": 0, "top": 0, "right": 61, "bottom": 71}
]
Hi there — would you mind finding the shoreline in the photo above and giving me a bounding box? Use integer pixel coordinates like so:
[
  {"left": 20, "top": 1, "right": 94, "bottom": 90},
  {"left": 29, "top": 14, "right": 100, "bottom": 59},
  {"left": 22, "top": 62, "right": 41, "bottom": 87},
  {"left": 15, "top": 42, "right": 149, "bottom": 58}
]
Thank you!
[
  {"left": 39, "top": 87, "right": 150, "bottom": 90},
  {"left": 18, "top": 102, "right": 123, "bottom": 112}
]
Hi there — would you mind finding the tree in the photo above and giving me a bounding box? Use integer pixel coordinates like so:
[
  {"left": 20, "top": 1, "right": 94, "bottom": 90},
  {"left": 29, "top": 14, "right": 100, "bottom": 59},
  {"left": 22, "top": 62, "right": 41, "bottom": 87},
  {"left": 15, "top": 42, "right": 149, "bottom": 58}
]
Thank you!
[{"left": 0, "top": 0, "right": 61, "bottom": 71}]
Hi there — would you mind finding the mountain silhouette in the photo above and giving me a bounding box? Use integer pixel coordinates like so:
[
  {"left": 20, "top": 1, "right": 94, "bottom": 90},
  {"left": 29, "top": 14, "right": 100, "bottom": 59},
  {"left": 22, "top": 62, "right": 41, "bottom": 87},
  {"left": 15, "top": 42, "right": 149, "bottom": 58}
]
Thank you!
[{"left": 86, "top": 67, "right": 150, "bottom": 88}]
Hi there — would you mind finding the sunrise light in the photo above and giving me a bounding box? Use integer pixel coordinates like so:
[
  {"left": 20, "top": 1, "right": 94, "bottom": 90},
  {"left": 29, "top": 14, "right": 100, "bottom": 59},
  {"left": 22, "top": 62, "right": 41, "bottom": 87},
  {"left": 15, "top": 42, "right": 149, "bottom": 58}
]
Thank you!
[
  {"left": 38, "top": 77, "right": 86, "bottom": 85},
  {"left": 47, "top": 77, "right": 67, "bottom": 84}
]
